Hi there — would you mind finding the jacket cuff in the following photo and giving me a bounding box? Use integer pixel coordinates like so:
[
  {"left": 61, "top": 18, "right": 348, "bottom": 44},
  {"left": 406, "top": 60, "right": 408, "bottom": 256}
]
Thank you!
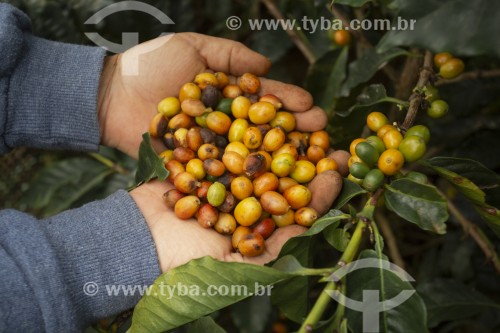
[
  {"left": 5, "top": 35, "right": 105, "bottom": 152},
  {"left": 40, "top": 190, "right": 161, "bottom": 326}
]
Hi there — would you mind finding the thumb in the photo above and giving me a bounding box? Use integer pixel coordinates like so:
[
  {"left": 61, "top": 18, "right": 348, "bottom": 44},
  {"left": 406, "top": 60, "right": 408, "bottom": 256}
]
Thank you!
[{"left": 179, "top": 32, "right": 271, "bottom": 76}]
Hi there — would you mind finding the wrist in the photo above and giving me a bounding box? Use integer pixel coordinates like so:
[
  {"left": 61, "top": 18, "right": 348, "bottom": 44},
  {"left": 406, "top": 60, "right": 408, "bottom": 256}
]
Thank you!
[{"left": 97, "top": 55, "right": 119, "bottom": 147}]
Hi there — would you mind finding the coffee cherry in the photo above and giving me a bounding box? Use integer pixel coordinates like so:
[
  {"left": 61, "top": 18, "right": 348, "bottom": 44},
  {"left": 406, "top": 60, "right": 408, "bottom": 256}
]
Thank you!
[
  {"left": 163, "top": 189, "right": 185, "bottom": 208},
  {"left": 222, "top": 151, "right": 245, "bottom": 175},
  {"left": 434, "top": 52, "right": 453, "bottom": 68},
  {"left": 271, "top": 153, "right": 296, "bottom": 177},
  {"left": 166, "top": 160, "right": 185, "bottom": 182},
  {"left": 174, "top": 172, "right": 200, "bottom": 194},
  {"left": 174, "top": 196, "right": 201, "bottom": 220},
  {"left": 253, "top": 172, "right": 279, "bottom": 197},
  {"left": 333, "top": 29, "right": 351, "bottom": 46},
  {"left": 243, "top": 127, "right": 263, "bottom": 149},
  {"left": 253, "top": 218, "right": 276, "bottom": 239},
  {"left": 198, "top": 143, "right": 219, "bottom": 160},
  {"left": 173, "top": 147, "right": 195, "bottom": 163},
  {"left": 179, "top": 82, "right": 201, "bottom": 102},
  {"left": 201, "top": 85, "right": 221, "bottom": 109},
  {"left": 377, "top": 124, "right": 396, "bottom": 139},
  {"left": 207, "top": 182, "right": 227, "bottom": 207},
  {"left": 231, "top": 176, "right": 254, "bottom": 200},
  {"left": 283, "top": 184, "right": 312, "bottom": 210},
  {"left": 232, "top": 226, "right": 253, "bottom": 249},
  {"left": 214, "top": 213, "right": 237, "bottom": 234},
  {"left": 316, "top": 158, "right": 338, "bottom": 174},
  {"left": 309, "top": 130, "right": 330, "bottom": 151},
  {"left": 168, "top": 113, "right": 193, "bottom": 129},
  {"left": 231, "top": 96, "right": 251, "bottom": 119},
  {"left": 194, "top": 73, "right": 219, "bottom": 89},
  {"left": 149, "top": 113, "right": 169, "bottom": 138},
  {"left": 186, "top": 158, "right": 206, "bottom": 180},
  {"left": 234, "top": 197, "right": 263, "bottom": 226},
  {"left": 158, "top": 97, "right": 181, "bottom": 117},
  {"left": 270, "top": 112, "right": 296, "bottom": 133},
  {"left": 306, "top": 145, "right": 325, "bottom": 164},
  {"left": 173, "top": 128, "right": 188, "bottom": 148},
  {"left": 259, "top": 94, "right": 282, "bottom": 110},
  {"left": 238, "top": 233, "right": 265, "bottom": 257},
  {"left": 399, "top": 135, "right": 426, "bottom": 162},
  {"left": 181, "top": 98, "right": 206, "bottom": 117},
  {"left": 219, "top": 192, "right": 237, "bottom": 213},
  {"left": 225, "top": 141, "right": 250, "bottom": 158},
  {"left": 428, "top": 100, "right": 449, "bottom": 118},
  {"left": 196, "top": 180, "right": 212, "bottom": 200},
  {"left": 243, "top": 153, "right": 267, "bottom": 178},
  {"left": 366, "top": 112, "right": 389, "bottom": 132},
  {"left": 215, "top": 98, "right": 233, "bottom": 115},
  {"left": 405, "top": 125, "right": 430, "bottom": 143},
  {"left": 263, "top": 127, "right": 286, "bottom": 152},
  {"left": 273, "top": 143, "right": 299, "bottom": 160},
  {"left": 196, "top": 203, "right": 219, "bottom": 228},
  {"left": 203, "top": 158, "right": 226, "bottom": 177},
  {"left": 272, "top": 210, "right": 295, "bottom": 227},
  {"left": 294, "top": 207, "right": 318, "bottom": 227},
  {"left": 159, "top": 150, "right": 174, "bottom": 165},
  {"left": 378, "top": 149, "right": 404, "bottom": 176},
  {"left": 223, "top": 84, "right": 243, "bottom": 99},
  {"left": 290, "top": 160, "right": 316, "bottom": 183},
  {"left": 206, "top": 111, "right": 232, "bottom": 135},
  {"left": 439, "top": 58, "right": 464, "bottom": 79},
  {"left": 355, "top": 142, "right": 379, "bottom": 167},
  {"left": 214, "top": 72, "right": 229, "bottom": 89},
  {"left": 349, "top": 138, "right": 366, "bottom": 156},
  {"left": 362, "top": 169, "right": 384, "bottom": 192},
  {"left": 186, "top": 127, "right": 204, "bottom": 151},
  {"left": 260, "top": 191, "right": 290, "bottom": 215},
  {"left": 278, "top": 177, "right": 299, "bottom": 193},
  {"left": 382, "top": 129, "right": 403, "bottom": 150},
  {"left": 365, "top": 136, "right": 386, "bottom": 154},
  {"left": 248, "top": 102, "right": 276, "bottom": 124},
  {"left": 239, "top": 73, "right": 261, "bottom": 94},
  {"left": 228, "top": 118, "right": 249, "bottom": 142}
]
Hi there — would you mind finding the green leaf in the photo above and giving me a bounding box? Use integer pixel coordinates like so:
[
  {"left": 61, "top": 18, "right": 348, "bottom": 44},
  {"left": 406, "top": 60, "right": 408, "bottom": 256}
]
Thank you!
[
  {"left": 135, "top": 132, "right": 169, "bottom": 184},
  {"left": 417, "top": 278, "right": 500, "bottom": 327},
  {"left": 334, "top": 178, "right": 368, "bottom": 209},
  {"left": 230, "top": 296, "right": 271, "bottom": 333},
  {"left": 384, "top": 178, "right": 449, "bottom": 234},
  {"left": 184, "top": 316, "right": 226, "bottom": 333},
  {"left": 129, "top": 257, "right": 292, "bottom": 332},
  {"left": 421, "top": 157, "right": 500, "bottom": 206},
  {"left": 337, "top": 84, "right": 406, "bottom": 117},
  {"left": 324, "top": 227, "right": 351, "bottom": 252},
  {"left": 21, "top": 158, "right": 112, "bottom": 217},
  {"left": 271, "top": 276, "right": 308, "bottom": 323},
  {"left": 421, "top": 157, "right": 500, "bottom": 237},
  {"left": 344, "top": 250, "right": 427, "bottom": 333},
  {"left": 305, "top": 48, "right": 348, "bottom": 114},
  {"left": 272, "top": 255, "right": 333, "bottom": 276},
  {"left": 377, "top": 0, "right": 500, "bottom": 57},
  {"left": 330, "top": 0, "right": 373, "bottom": 7},
  {"left": 340, "top": 48, "right": 410, "bottom": 97},
  {"left": 278, "top": 209, "right": 351, "bottom": 264}
]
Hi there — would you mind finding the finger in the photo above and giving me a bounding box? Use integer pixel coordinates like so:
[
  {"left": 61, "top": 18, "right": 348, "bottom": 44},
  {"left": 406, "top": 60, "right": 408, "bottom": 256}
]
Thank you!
[
  {"left": 181, "top": 33, "right": 271, "bottom": 76},
  {"left": 242, "top": 225, "right": 307, "bottom": 265},
  {"left": 294, "top": 106, "right": 328, "bottom": 132},
  {"left": 307, "top": 170, "right": 343, "bottom": 215},
  {"left": 327, "top": 150, "right": 351, "bottom": 177},
  {"left": 259, "top": 78, "right": 313, "bottom": 112}
]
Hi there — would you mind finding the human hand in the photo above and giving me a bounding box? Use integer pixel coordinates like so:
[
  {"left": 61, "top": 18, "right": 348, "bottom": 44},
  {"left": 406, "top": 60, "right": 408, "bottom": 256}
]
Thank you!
[
  {"left": 130, "top": 169, "right": 340, "bottom": 272},
  {"left": 97, "top": 32, "right": 327, "bottom": 157}
]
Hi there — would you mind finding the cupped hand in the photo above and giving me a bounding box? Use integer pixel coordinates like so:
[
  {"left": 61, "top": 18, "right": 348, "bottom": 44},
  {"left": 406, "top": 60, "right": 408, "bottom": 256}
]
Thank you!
[
  {"left": 101, "top": 32, "right": 339, "bottom": 272},
  {"left": 97, "top": 32, "right": 327, "bottom": 158}
]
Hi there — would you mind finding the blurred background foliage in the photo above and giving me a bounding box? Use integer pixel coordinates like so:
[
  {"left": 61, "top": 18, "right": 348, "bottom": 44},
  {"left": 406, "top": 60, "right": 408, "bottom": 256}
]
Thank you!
[{"left": 1, "top": 0, "right": 500, "bottom": 332}]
